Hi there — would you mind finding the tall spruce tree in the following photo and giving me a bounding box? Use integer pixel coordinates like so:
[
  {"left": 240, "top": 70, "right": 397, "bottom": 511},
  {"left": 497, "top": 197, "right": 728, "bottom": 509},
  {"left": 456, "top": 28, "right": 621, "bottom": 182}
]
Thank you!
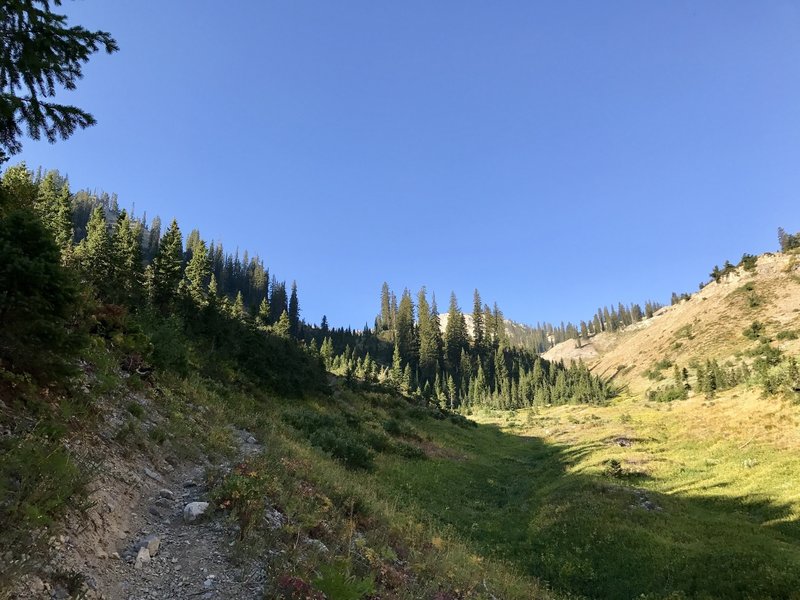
[
  {"left": 35, "top": 170, "right": 72, "bottom": 255},
  {"left": 444, "top": 292, "right": 468, "bottom": 379},
  {"left": 395, "top": 288, "right": 416, "bottom": 365},
  {"left": 75, "top": 205, "right": 113, "bottom": 298},
  {"left": 288, "top": 281, "right": 300, "bottom": 337},
  {"left": 472, "top": 289, "right": 486, "bottom": 357},
  {"left": 183, "top": 238, "right": 211, "bottom": 307},
  {"left": 417, "top": 287, "right": 438, "bottom": 385},
  {"left": 149, "top": 219, "right": 183, "bottom": 312},
  {"left": 111, "top": 209, "right": 143, "bottom": 305}
]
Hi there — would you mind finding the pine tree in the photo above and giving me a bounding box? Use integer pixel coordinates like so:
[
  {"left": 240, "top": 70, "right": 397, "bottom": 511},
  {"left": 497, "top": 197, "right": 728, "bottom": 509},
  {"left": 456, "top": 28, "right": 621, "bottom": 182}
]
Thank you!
[
  {"left": 0, "top": 1, "right": 119, "bottom": 158},
  {"left": 275, "top": 310, "right": 291, "bottom": 337},
  {"left": 270, "top": 278, "right": 288, "bottom": 322},
  {"left": 391, "top": 343, "right": 403, "bottom": 385},
  {"left": 417, "top": 288, "right": 438, "bottom": 385},
  {"left": 35, "top": 170, "right": 73, "bottom": 255},
  {"left": 472, "top": 289, "right": 486, "bottom": 357},
  {"left": 444, "top": 292, "right": 469, "bottom": 378},
  {"left": 288, "top": 281, "right": 300, "bottom": 337},
  {"left": 395, "top": 288, "right": 416, "bottom": 365},
  {"left": 231, "top": 291, "right": 246, "bottom": 321},
  {"left": 149, "top": 219, "right": 183, "bottom": 311},
  {"left": 183, "top": 238, "right": 211, "bottom": 307},
  {"left": 320, "top": 337, "right": 334, "bottom": 369},
  {"left": 379, "top": 282, "right": 391, "bottom": 331},
  {"left": 494, "top": 346, "right": 510, "bottom": 401},
  {"left": 111, "top": 209, "right": 143, "bottom": 304},
  {"left": 145, "top": 216, "right": 161, "bottom": 262},
  {"left": 256, "top": 297, "right": 270, "bottom": 328},
  {"left": 75, "top": 205, "right": 113, "bottom": 298}
]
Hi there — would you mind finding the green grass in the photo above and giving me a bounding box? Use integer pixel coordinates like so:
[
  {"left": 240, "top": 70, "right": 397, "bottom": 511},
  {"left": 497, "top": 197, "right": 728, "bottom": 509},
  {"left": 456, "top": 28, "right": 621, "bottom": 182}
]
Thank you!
[
  {"left": 451, "top": 394, "right": 800, "bottom": 599},
  {"left": 170, "top": 377, "right": 800, "bottom": 599}
]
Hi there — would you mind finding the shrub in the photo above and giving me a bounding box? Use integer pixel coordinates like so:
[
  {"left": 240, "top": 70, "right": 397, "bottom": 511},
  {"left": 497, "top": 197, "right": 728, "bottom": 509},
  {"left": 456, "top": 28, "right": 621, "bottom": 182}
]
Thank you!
[
  {"left": 743, "top": 321, "right": 766, "bottom": 341},
  {"left": 308, "top": 429, "right": 374, "bottom": 470},
  {"left": 211, "top": 460, "right": 269, "bottom": 539},
  {"left": 0, "top": 435, "right": 92, "bottom": 558},
  {"left": 313, "top": 561, "right": 375, "bottom": 600},
  {"left": 740, "top": 253, "right": 758, "bottom": 271},
  {"left": 776, "top": 329, "right": 799, "bottom": 341},
  {"left": 393, "top": 441, "right": 426, "bottom": 460},
  {"left": 647, "top": 384, "right": 689, "bottom": 402}
]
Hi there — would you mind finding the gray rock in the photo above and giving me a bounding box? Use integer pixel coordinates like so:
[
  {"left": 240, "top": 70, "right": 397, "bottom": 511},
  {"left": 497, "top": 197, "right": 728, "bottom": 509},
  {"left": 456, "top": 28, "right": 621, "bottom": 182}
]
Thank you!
[
  {"left": 143, "top": 468, "right": 164, "bottom": 483},
  {"left": 134, "top": 547, "right": 151, "bottom": 569},
  {"left": 263, "top": 507, "right": 285, "bottom": 530},
  {"left": 158, "top": 488, "right": 175, "bottom": 500},
  {"left": 140, "top": 534, "right": 160, "bottom": 556},
  {"left": 28, "top": 576, "right": 45, "bottom": 593},
  {"left": 246, "top": 435, "right": 257, "bottom": 444},
  {"left": 183, "top": 501, "right": 210, "bottom": 523}
]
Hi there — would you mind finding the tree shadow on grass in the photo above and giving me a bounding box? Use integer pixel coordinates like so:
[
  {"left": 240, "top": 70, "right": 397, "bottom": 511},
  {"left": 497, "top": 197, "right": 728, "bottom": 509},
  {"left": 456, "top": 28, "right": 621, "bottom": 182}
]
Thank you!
[{"left": 381, "top": 420, "right": 800, "bottom": 600}]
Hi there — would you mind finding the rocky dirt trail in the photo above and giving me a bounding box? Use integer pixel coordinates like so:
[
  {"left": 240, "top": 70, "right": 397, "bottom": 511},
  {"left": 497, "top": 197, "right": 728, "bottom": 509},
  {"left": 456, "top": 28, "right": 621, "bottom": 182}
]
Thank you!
[{"left": 20, "top": 428, "right": 267, "bottom": 600}]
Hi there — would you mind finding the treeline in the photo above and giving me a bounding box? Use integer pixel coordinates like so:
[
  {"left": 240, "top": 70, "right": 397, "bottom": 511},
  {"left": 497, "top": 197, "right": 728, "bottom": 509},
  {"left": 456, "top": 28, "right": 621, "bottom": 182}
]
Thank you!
[
  {"left": 501, "top": 301, "right": 663, "bottom": 352},
  {"left": 315, "top": 285, "right": 615, "bottom": 410},
  {"left": 66, "top": 184, "right": 285, "bottom": 317},
  {"left": 0, "top": 164, "right": 326, "bottom": 395}
]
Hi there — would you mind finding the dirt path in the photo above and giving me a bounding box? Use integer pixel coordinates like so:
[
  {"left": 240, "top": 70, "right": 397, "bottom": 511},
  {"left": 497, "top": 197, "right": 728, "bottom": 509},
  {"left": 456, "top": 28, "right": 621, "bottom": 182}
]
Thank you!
[{"left": 20, "top": 429, "right": 266, "bottom": 600}]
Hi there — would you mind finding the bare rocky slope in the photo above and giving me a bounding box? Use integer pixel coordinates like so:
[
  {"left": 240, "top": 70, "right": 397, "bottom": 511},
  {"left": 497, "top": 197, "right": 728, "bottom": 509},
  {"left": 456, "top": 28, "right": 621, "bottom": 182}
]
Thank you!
[{"left": 543, "top": 251, "right": 800, "bottom": 393}]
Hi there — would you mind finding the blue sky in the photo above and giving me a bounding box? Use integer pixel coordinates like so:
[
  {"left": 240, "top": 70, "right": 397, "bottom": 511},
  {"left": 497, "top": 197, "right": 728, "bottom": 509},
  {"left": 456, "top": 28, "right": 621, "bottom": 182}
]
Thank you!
[{"left": 17, "top": 1, "right": 800, "bottom": 328}]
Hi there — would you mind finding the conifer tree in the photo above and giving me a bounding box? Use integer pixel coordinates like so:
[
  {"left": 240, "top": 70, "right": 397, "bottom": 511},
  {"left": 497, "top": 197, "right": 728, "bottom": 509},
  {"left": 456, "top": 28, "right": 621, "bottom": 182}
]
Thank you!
[
  {"left": 396, "top": 288, "right": 416, "bottom": 365},
  {"left": 256, "top": 297, "right": 270, "bottom": 328},
  {"left": 275, "top": 310, "right": 291, "bottom": 337},
  {"left": 0, "top": 1, "right": 119, "bottom": 158},
  {"left": 472, "top": 289, "right": 486, "bottom": 358},
  {"left": 444, "top": 292, "right": 469, "bottom": 377},
  {"left": 494, "top": 346, "right": 510, "bottom": 401},
  {"left": 417, "top": 288, "right": 438, "bottom": 385},
  {"left": 270, "top": 278, "right": 288, "bottom": 322},
  {"left": 111, "top": 209, "right": 143, "bottom": 304},
  {"left": 231, "top": 291, "right": 246, "bottom": 321},
  {"left": 320, "top": 337, "right": 334, "bottom": 369},
  {"left": 149, "top": 218, "right": 183, "bottom": 311},
  {"left": 379, "top": 282, "right": 391, "bottom": 331},
  {"left": 391, "top": 343, "right": 403, "bottom": 385},
  {"left": 288, "top": 281, "right": 300, "bottom": 337},
  {"left": 35, "top": 170, "right": 72, "bottom": 254},
  {"left": 145, "top": 215, "right": 161, "bottom": 262},
  {"left": 183, "top": 238, "right": 210, "bottom": 307},
  {"left": 76, "top": 205, "right": 113, "bottom": 298}
]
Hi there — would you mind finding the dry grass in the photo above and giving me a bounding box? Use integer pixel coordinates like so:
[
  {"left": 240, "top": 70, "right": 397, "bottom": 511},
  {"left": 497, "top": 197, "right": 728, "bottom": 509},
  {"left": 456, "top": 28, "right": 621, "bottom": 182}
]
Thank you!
[{"left": 544, "top": 252, "right": 800, "bottom": 394}]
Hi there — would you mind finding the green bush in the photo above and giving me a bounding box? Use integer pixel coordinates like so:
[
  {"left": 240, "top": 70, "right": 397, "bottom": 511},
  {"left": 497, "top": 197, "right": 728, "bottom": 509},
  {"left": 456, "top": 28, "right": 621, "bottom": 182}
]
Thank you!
[
  {"left": 647, "top": 384, "right": 689, "bottom": 402},
  {"left": 776, "top": 329, "right": 799, "bottom": 341},
  {"left": 0, "top": 435, "right": 91, "bottom": 551},
  {"left": 313, "top": 561, "right": 375, "bottom": 600},
  {"left": 743, "top": 321, "right": 766, "bottom": 341},
  {"left": 308, "top": 429, "right": 374, "bottom": 470}
]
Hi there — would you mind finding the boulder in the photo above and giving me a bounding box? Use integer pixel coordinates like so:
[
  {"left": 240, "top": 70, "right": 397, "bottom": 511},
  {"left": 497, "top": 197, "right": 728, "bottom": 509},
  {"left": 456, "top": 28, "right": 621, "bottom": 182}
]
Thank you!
[{"left": 183, "top": 501, "right": 209, "bottom": 523}]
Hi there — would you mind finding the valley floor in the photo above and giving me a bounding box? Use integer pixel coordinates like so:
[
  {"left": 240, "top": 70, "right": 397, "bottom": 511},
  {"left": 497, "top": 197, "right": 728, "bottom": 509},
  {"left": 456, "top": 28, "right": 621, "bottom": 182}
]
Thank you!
[{"left": 459, "top": 390, "right": 800, "bottom": 598}]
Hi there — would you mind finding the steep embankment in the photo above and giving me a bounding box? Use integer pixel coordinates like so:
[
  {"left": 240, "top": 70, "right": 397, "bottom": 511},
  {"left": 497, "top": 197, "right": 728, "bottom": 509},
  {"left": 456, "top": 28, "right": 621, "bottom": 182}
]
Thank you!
[{"left": 544, "top": 252, "right": 800, "bottom": 393}]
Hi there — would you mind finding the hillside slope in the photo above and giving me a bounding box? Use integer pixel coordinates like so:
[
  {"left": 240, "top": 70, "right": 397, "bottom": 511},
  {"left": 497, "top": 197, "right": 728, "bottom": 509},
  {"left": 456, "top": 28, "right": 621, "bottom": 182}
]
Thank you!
[{"left": 544, "top": 251, "right": 800, "bottom": 393}]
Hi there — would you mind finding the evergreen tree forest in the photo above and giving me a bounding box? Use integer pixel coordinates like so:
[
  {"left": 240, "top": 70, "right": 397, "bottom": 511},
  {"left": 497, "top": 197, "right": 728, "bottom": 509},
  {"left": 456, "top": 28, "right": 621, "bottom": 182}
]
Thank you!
[
  {"left": 306, "top": 285, "right": 616, "bottom": 410},
  {"left": 0, "top": 164, "right": 326, "bottom": 396},
  {"left": 1, "top": 159, "right": 617, "bottom": 412}
]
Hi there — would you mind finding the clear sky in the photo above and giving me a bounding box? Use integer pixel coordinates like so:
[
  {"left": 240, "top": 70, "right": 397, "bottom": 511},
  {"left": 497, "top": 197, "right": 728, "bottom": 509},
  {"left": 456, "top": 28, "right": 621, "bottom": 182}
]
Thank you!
[{"left": 17, "top": 1, "right": 800, "bottom": 329}]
